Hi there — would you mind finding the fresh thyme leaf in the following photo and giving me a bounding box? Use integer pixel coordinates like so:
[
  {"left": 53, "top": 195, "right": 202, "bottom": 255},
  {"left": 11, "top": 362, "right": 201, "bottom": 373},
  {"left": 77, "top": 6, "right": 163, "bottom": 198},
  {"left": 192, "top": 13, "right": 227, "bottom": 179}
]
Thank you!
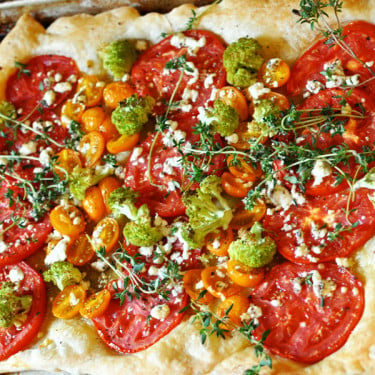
[{"left": 15, "top": 61, "right": 31, "bottom": 78}]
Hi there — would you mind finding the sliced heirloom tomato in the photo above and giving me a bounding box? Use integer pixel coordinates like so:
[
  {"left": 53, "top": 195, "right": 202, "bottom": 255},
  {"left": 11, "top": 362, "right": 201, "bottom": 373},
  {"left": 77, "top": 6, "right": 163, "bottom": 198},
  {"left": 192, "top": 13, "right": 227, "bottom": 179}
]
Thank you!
[
  {"left": 287, "top": 21, "right": 375, "bottom": 98},
  {"left": 92, "top": 283, "right": 188, "bottom": 353},
  {"left": 251, "top": 262, "right": 364, "bottom": 364},
  {"left": 0, "top": 262, "right": 46, "bottom": 360},
  {"left": 6, "top": 55, "right": 79, "bottom": 120},
  {"left": 0, "top": 182, "right": 52, "bottom": 266},
  {"left": 263, "top": 188, "right": 375, "bottom": 263},
  {"left": 132, "top": 30, "right": 226, "bottom": 117}
]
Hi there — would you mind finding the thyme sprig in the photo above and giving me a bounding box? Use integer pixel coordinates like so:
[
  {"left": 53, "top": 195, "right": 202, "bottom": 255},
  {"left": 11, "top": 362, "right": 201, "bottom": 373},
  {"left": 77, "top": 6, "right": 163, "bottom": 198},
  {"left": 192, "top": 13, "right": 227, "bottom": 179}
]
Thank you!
[{"left": 185, "top": 0, "right": 222, "bottom": 31}]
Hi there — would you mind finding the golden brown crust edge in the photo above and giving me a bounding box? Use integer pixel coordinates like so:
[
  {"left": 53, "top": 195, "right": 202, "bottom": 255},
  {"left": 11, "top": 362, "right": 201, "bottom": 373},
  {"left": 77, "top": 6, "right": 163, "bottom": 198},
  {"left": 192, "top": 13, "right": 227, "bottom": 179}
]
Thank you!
[{"left": 0, "top": 1, "right": 375, "bottom": 374}]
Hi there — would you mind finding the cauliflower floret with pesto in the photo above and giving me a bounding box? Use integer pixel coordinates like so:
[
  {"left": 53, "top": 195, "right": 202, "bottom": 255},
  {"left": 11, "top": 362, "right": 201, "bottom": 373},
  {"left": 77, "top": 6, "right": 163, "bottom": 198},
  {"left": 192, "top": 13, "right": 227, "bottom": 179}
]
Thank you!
[
  {"left": 111, "top": 94, "right": 155, "bottom": 136},
  {"left": 223, "top": 38, "right": 264, "bottom": 88},
  {"left": 43, "top": 261, "right": 83, "bottom": 291},
  {"left": 228, "top": 222, "right": 276, "bottom": 268},
  {"left": 98, "top": 39, "right": 138, "bottom": 79}
]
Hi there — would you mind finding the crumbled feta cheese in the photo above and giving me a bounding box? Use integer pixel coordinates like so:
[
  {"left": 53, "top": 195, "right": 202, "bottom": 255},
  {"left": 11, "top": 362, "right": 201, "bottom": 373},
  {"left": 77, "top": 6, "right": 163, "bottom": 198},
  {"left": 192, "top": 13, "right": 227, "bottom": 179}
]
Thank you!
[
  {"left": 19, "top": 141, "right": 37, "bottom": 156},
  {"left": 270, "top": 185, "right": 292, "bottom": 210},
  {"left": 170, "top": 33, "right": 206, "bottom": 55},
  {"left": 8, "top": 266, "right": 24, "bottom": 283},
  {"left": 247, "top": 82, "right": 270, "bottom": 100},
  {"left": 54, "top": 82, "right": 72, "bottom": 93},
  {"left": 150, "top": 304, "right": 170, "bottom": 320},
  {"left": 42, "top": 90, "right": 56, "bottom": 106},
  {"left": 45, "top": 236, "right": 71, "bottom": 265}
]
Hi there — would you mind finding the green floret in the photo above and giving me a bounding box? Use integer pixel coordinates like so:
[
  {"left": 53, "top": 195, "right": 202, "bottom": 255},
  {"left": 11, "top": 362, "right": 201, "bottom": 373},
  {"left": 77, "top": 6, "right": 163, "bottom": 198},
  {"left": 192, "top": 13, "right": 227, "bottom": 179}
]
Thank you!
[
  {"left": 251, "top": 98, "right": 283, "bottom": 137},
  {"left": 107, "top": 187, "right": 140, "bottom": 220},
  {"left": 182, "top": 175, "right": 233, "bottom": 246},
  {"left": 43, "top": 261, "right": 83, "bottom": 291},
  {"left": 0, "top": 101, "right": 16, "bottom": 126},
  {"left": 206, "top": 99, "right": 239, "bottom": 136},
  {"left": 111, "top": 94, "right": 155, "bottom": 136},
  {"left": 228, "top": 222, "right": 276, "bottom": 268},
  {"left": 0, "top": 282, "right": 32, "bottom": 328},
  {"left": 223, "top": 38, "right": 264, "bottom": 88},
  {"left": 68, "top": 166, "right": 111, "bottom": 201},
  {"left": 108, "top": 187, "right": 163, "bottom": 247},
  {"left": 99, "top": 39, "right": 138, "bottom": 79}
]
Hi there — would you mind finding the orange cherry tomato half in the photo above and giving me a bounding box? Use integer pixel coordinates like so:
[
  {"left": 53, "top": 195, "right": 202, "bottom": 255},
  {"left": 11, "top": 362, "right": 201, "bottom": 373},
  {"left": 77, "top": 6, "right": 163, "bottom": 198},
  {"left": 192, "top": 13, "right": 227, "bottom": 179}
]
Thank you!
[
  {"left": 99, "top": 176, "right": 122, "bottom": 214},
  {"left": 80, "top": 289, "right": 111, "bottom": 319},
  {"left": 49, "top": 204, "right": 86, "bottom": 237},
  {"left": 261, "top": 91, "right": 290, "bottom": 112},
  {"left": 221, "top": 171, "right": 253, "bottom": 198},
  {"left": 77, "top": 75, "right": 104, "bottom": 107},
  {"left": 227, "top": 259, "right": 265, "bottom": 288},
  {"left": 81, "top": 106, "right": 106, "bottom": 133},
  {"left": 92, "top": 217, "right": 120, "bottom": 253},
  {"left": 106, "top": 133, "right": 140, "bottom": 154},
  {"left": 226, "top": 155, "right": 262, "bottom": 182},
  {"left": 201, "top": 265, "right": 242, "bottom": 299},
  {"left": 183, "top": 269, "right": 214, "bottom": 304},
  {"left": 216, "top": 86, "right": 249, "bottom": 121},
  {"left": 66, "top": 234, "right": 95, "bottom": 266},
  {"left": 230, "top": 201, "right": 267, "bottom": 230},
  {"left": 259, "top": 58, "right": 291, "bottom": 88},
  {"left": 103, "top": 81, "right": 136, "bottom": 110},
  {"left": 78, "top": 131, "right": 105, "bottom": 167},
  {"left": 217, "top": 294, "right": 250, "bottom": 328},
  {"left": 230, "top": 121, "right": 268, "bottom": 150},
  {"left": 52, "top": 284, "right": 86, "bottom": 319},
  {"left": 205, "top": 227, "right": 234, "bottom": 257},
  {"left": 82, "top": 186, "right": 106, "bottom": 222},
  {"left": 54, "top": 149, "right": 82, "bottom": 179},
  {"left": 61, "top": 99, "right": 85, "bottom": 128},
  {"left": 99, "top": 116, "right": 119, "bottom": 142}
]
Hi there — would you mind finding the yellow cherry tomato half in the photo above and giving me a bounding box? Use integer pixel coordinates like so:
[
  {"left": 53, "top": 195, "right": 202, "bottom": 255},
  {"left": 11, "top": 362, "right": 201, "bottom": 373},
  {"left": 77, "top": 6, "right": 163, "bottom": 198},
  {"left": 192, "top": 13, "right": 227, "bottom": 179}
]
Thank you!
[
  {"left": 81, "top": 106, "right": 106, "bottom": 133},
  {"left": 221, "top": 172, "right": 253, "bottom": 198},
  {"left": 99, "top": 176, "right": 122, "bottom": 214},
  {"left": 80, "top": 289, "right": 111, "bottom": 319},
  {"left": 99, "top": 116, "right": 119, "bottom": 142},
  {"left": 78, "top": 131, "right": 105, "bottom": 167},
  {"left": 49, "top": 204, "right": 86, "bottom": 237},
  {"left": 230, "top": 201, "right": 266, "bottom": 230},
  {"left": 226, "top": 155, "right": 262, "bottom": 182},
  {"left": 217, "top": 294, "right": 251, "bottom": 328},
  {"left": 216, "top": 86, "right": 249, "bottom": 121},
  {"left": 183, "top": 269, "right": 214, "bottom": 304},
  {"left": 106, "top": 133, "right": 140, "bottom": 154},
  {"left": 205, "top": 227, "right": 234, "bottom": 257},
  {"left": 82, "top": 186, "right": 106, "bottom": 222},
  {"left": 259, "top": 58, "right": 291, "bottom": 88},
  {"left": 201, "top": 265, "right": 242, "bottom": 299},
  {"left": 92, "top": 217, "right": 120, "bottom": 253},
  {"left": 77, "top": 75, "right": 104, "bottom": 107},
  {"left": 227, "top": 259, "right": 265, "bottom": 288},
  {"left": 61, "top": 99, "right": 85, "bottom": 128},
  {"left": 66, "top": 234, "right": 95, "bottom": 266},
  {"left": 103, "top": 81, "right": 136, "bottom": 110},
  {"left": 53, "top": 149, "right": 82, "bottom": 179},
  {"left": 52, "top": 284, "right": 86, "bottom": 319}
]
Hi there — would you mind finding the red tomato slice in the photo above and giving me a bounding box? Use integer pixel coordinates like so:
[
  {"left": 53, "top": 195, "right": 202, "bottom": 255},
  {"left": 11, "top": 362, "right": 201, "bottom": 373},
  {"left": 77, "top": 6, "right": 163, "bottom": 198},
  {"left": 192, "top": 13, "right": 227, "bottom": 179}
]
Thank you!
[
  {"left": 93, "top": 284, "right": 188, "bottom": 354},
  {"left": 131, "top": 30, "right": 226, "bottom": 116},
  {"left": 263, "top": 188, "right": 375, "bottom": 263},
  {"left": 0, "top": 180, "right": 52, "bottom": 266},
  {"left": 0, "top": 262, "right": 46, "bottom": 360},
  {"left": 251, "top": 262, "right": 364, "bottom": 364},
  {"left": 287, "top": 21, "right": 375, "bottom": 97},
  {"left": 6, "top": 55, "right": 79, "bottom": 119}
]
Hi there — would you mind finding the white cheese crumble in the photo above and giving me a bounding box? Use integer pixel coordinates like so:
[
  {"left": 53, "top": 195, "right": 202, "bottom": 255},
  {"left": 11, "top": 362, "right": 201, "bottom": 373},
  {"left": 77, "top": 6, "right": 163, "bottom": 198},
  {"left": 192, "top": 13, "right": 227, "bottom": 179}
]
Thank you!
[
  {"left": 45, "top": 236, "right": 71, "bottom": 265},
  {"left": 170, "top": 33, "right": 206, "bottom": 55},
  {"left": 42, "top": 90, "right": 56, "bottom": 106},
  {"left": 247, "top": 82, "right": 270, "bottom": 100},
  {"left": 19, "top": 141, "right": 37, "bottom": 155},
  {"left": 150, "top": 304, "right": 170, "bottom": 320},
  {"left": 311, "top": 159, "right": 332, "bottom": 186},
  {"left": 8, "top": 266, "right": 24, "bottom": 283}
]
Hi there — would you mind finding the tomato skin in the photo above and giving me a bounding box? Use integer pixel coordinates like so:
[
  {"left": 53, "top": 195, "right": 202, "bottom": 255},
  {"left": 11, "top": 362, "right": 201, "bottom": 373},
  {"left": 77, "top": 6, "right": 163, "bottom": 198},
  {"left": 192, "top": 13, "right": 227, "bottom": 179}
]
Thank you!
[
  {"left": 287, "top": 21, "right": 375, "bottom": 98},
  {"left": 251, "top": 262, "right": 364, "bottom": 364},
  {"left": 52, "top": 284, "right": 86, "bottom": 319},
  {"left": 0, "top": 262, "right": 46, "bottom": 360},
  {"left": 227, "top": 259, "right": 265, "bottom": 288},
  {"left": 183, "top": 269, "right": 214, "bottom": 304},
  {"left": 205, "top": 227, "right": 234, "bottom": 257},
  {"left": 93, "top": 285, "right": 188, "bottom": 353},
  {"left": 132, "top": 30, "right": 226, "bottom": 116},
  {"left": 230, "top": 201, "right": 266, "bottom": 230},
  {"left": 80, "top": 289, "right": 111, "bottom": 319},
  {"left": 221, "top": 171, "right": 253, "bottom": 198},
  {"left": 263, "top": 188, "right": 375, "bottom": 263}
]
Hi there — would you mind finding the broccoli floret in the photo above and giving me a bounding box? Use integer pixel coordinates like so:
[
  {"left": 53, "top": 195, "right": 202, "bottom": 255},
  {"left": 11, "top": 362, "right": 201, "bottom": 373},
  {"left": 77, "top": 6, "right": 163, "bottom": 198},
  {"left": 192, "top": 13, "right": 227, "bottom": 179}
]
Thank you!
[
  {"left": 228, "top": 222, "right": 276, "bottom": 268},
  {"left": 108, "top": 187, "right": 163, "bottom": 247},
  {"left": 98, "top": 40, "right": 138, "bottom": 79},
  {"left": 179, "top": 222, "right": 201, "bottom": 250},
  {"left": 182, "top": 175, "right": 233, "bottom": 246},
  {"left": 0, "top": 101, "right": 16, "bottom": 126},
  {"left": 68, "top": 166, "right": 111, "bottom": 201},
  {"left": 107, "top": 187, "right": 139, "bottom": 220},
  {"left": 0, "top": 282, "right": 32, "bottom": 328},
  {"left": 206, "top": 99, "right": 239, "bottom": 136},
  {"left": 43, "top": 261, "right": 83, "bottom": 291},
  {"left": 111, "top": 94, "right": 155, "bottom": 136},
  {"left": 252, "top": 98, "right": 282, "bottom": 133},
  {"left": 223, "top": 38, "right": 264, "bottom": 87}
]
